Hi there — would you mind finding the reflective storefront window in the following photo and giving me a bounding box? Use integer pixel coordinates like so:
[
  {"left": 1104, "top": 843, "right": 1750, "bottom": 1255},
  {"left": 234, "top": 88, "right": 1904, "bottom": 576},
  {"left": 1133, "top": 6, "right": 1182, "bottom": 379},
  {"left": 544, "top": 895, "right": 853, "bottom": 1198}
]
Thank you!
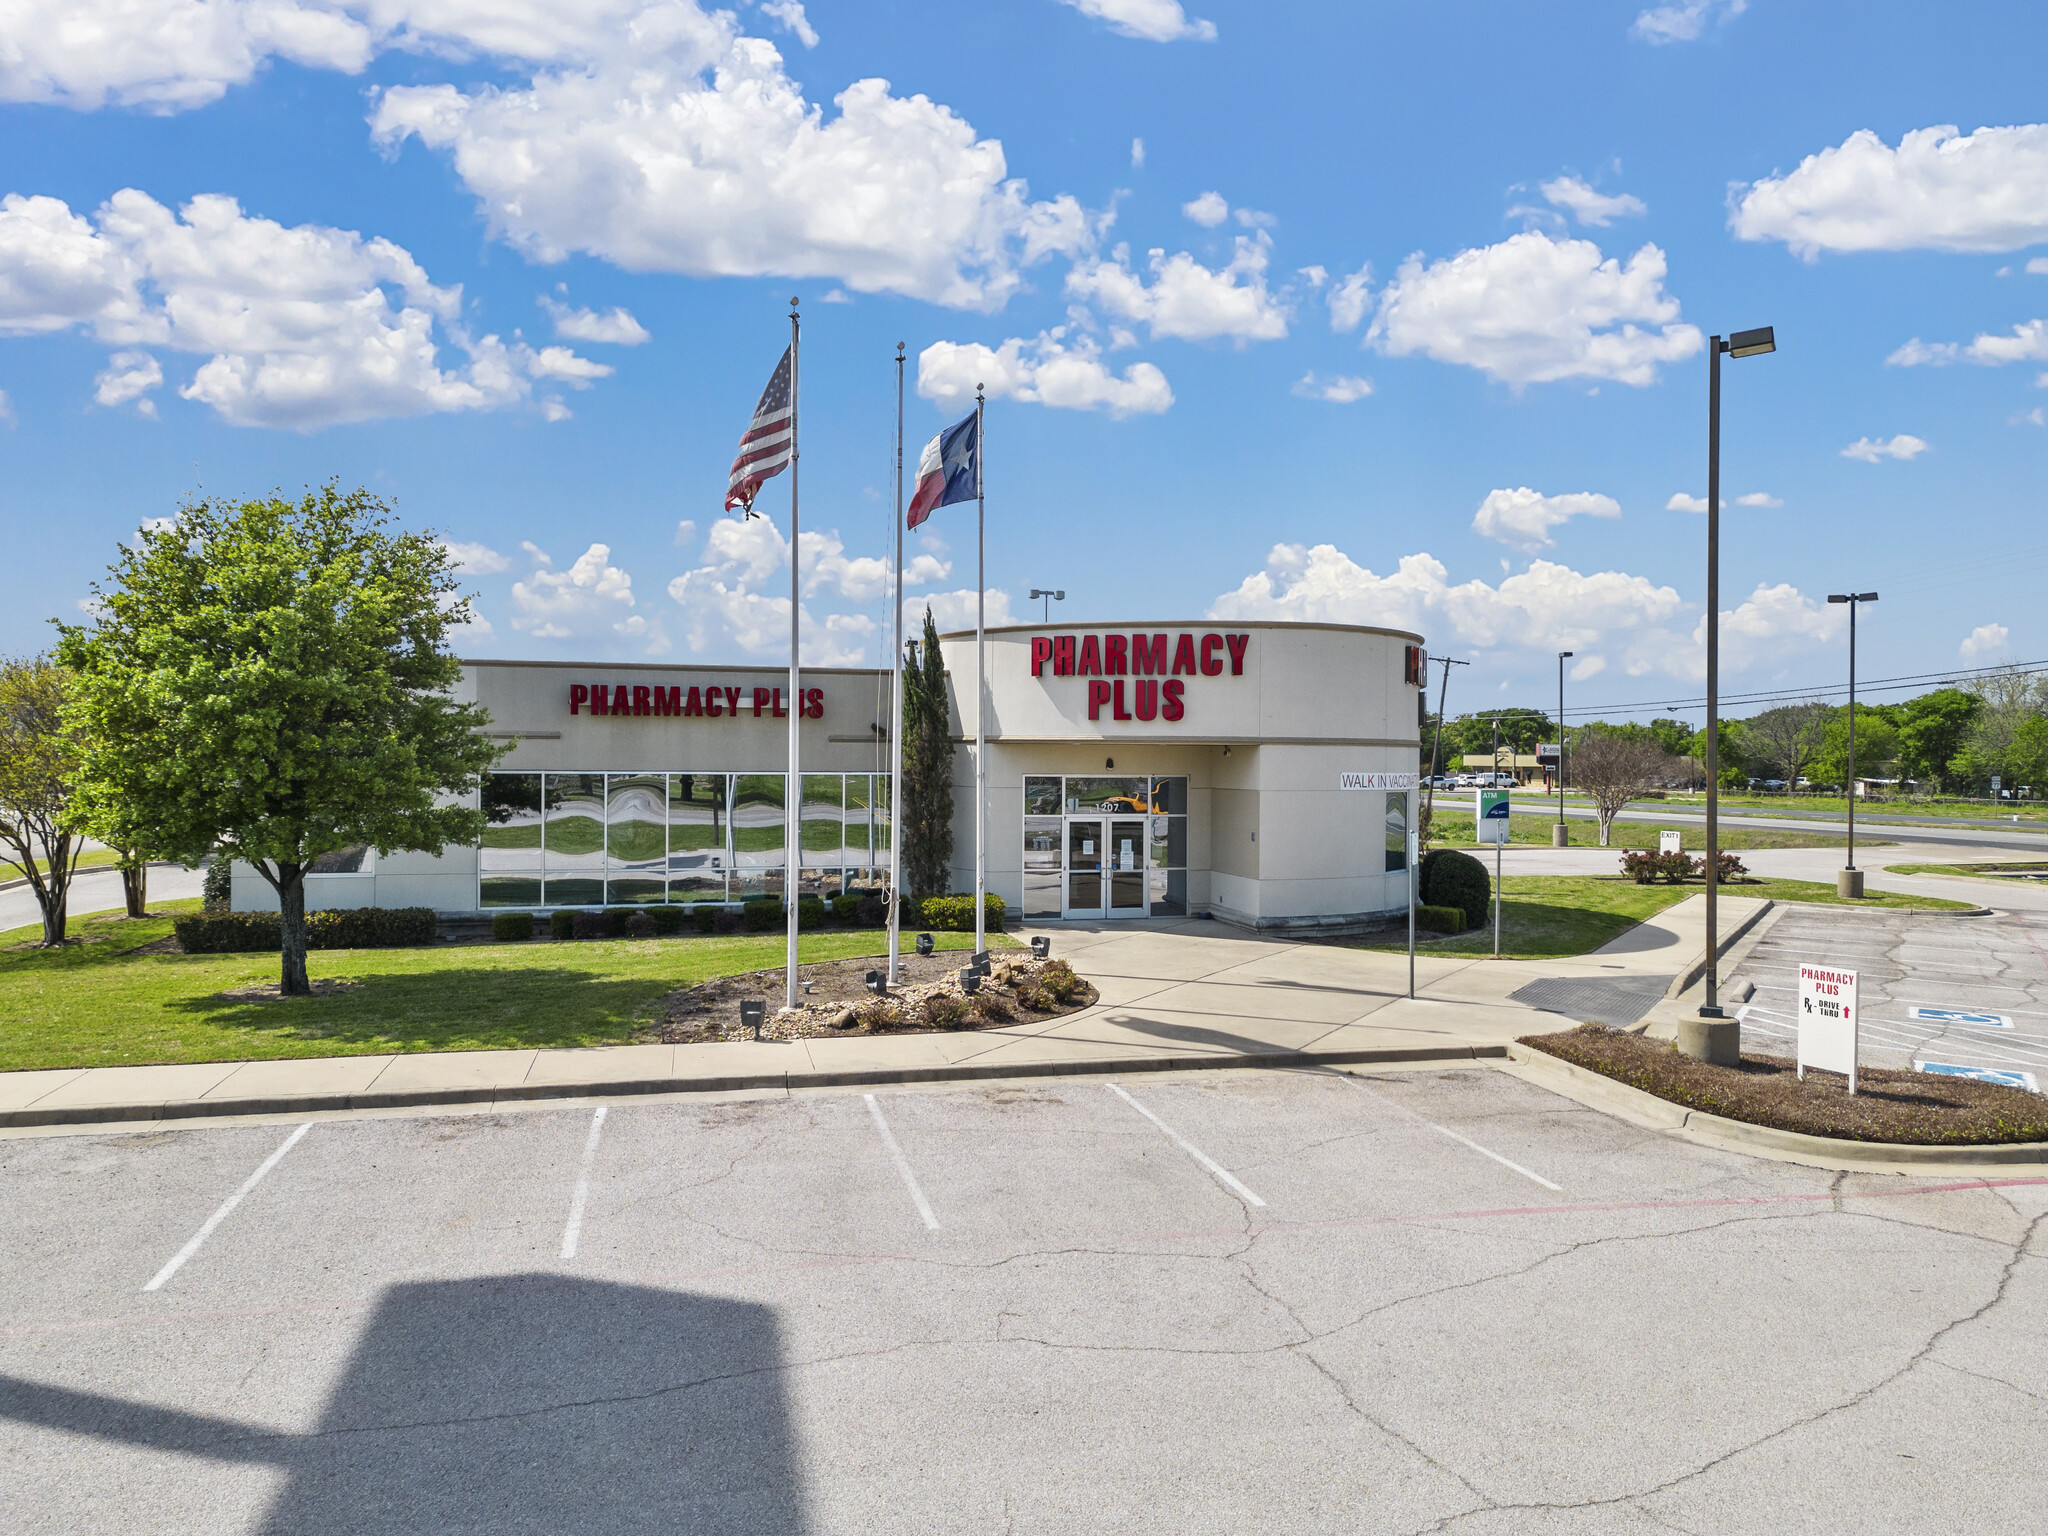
[
  {"left": 607, "top": 775, "right": 667, "bottom": 873},
  {"left": 1385, "top": 791, "right": 1408, "bottom": 873},
  {"left": 1023, "top": 816, "right": 1062, "bottom": 919},
  {"left": 480, "top": 773, "right": 543, "bottom": 874},
  {"left": 667, "top": 774, "right": 728, "bottom": 873},
  {"left": 1065, "top": 776, "right": 1148, "bottom": 813},
  {"left": 544, "top": 774, "right": 606, "bottom": 868},
  {"left": 1024, "top": 776, "right": 1063, "bottom": 817}
]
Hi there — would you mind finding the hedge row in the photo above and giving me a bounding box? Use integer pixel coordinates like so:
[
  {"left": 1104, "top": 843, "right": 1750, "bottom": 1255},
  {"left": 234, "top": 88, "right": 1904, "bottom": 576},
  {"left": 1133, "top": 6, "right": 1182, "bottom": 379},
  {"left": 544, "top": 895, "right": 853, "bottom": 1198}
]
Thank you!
[
  {"left": 495, "top": 892, "right": 1007, "bottom": 942},
  {"left": 173, "top": 907, "right": 438, "bottom": 954}
]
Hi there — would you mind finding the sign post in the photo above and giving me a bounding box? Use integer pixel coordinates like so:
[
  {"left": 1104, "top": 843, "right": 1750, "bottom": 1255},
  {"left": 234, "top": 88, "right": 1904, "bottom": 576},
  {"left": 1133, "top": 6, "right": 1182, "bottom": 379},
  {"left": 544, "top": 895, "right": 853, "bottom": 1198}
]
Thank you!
[
  {"left": 1659, "top": 829, "right": 1683, "bottom": 857},
  {"left": 1477, "top": 788, "right": 1509, "bottom": 955},
  {"left": 1407, "top": 823, "right": 1419, "bottom": 999},
  {"left": 1797, "top": 963, "right": 1859, "bottom": 1093}
]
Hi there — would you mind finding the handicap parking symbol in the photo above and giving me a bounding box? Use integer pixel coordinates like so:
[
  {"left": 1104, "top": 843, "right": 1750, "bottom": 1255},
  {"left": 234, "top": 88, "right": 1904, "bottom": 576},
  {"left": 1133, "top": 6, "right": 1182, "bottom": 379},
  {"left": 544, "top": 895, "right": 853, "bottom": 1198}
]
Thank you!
[
  {"left": 1907, "top": 1006, "right": 2013, "bottom": 1029},
  {"left": 1916, "top": 1061, "right": 2040, "bottom": 1093}
]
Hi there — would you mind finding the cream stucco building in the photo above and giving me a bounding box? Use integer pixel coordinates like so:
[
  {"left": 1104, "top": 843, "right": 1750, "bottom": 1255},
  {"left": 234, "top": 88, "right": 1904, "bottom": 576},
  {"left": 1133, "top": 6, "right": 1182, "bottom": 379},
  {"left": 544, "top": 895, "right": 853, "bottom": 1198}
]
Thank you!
[{"left": 234, "top": 620, "right": 1428, "bottom": 936}]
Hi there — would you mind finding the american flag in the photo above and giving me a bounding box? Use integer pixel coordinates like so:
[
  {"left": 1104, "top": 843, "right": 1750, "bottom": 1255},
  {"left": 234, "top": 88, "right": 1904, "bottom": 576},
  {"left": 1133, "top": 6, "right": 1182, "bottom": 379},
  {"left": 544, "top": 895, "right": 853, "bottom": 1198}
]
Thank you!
[{"left": 724, "top": 346, "right": 793, "bottom": 516}]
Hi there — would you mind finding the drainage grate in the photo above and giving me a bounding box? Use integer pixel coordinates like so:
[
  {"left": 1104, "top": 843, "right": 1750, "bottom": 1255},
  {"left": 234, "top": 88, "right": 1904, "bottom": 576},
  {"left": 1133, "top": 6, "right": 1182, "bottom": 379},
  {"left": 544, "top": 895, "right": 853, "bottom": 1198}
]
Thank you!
[{"left": 1510, "top": 975, "right": 1676, "bottom": 1028}]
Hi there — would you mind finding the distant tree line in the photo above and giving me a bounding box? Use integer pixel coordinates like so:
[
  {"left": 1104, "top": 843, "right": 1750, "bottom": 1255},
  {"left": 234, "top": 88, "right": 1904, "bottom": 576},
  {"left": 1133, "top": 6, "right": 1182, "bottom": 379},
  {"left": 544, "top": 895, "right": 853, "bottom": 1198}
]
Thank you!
[{"left": 1427, "top": 665, "right": 2048, "bottom": 798}]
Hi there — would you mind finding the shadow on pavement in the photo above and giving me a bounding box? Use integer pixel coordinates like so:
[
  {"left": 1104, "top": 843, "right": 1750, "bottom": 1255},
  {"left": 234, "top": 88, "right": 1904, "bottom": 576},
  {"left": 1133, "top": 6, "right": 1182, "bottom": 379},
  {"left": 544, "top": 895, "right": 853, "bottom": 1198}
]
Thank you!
[{"left": 0, "top": 1274, "right": 809, "bottom": 1534}]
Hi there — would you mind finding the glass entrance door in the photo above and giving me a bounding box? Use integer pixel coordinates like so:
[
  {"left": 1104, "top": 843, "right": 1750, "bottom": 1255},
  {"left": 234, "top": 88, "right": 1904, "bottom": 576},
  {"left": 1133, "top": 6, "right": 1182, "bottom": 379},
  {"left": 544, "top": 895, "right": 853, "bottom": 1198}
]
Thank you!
[{"left": 1064, "top": 817, "right": 1149, "bottom": 918}]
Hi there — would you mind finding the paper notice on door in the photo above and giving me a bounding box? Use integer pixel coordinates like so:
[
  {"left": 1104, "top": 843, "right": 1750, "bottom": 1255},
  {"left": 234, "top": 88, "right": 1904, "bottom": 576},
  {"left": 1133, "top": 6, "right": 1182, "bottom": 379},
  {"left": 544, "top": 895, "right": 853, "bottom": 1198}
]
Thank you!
[
  {"left": 1082, "top": 840, "right": 1094, "bottom": 855},
  {"left": 1120, "top": 840, "right": 1134, "bottom": 868}
]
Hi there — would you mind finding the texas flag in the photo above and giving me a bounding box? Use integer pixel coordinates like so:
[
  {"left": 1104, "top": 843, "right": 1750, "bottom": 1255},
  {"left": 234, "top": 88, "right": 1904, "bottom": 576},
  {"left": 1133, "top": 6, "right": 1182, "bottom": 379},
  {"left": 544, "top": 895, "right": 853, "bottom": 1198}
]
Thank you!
[{"left": 906, "top": 409, "right": 979, "bottom": 528}]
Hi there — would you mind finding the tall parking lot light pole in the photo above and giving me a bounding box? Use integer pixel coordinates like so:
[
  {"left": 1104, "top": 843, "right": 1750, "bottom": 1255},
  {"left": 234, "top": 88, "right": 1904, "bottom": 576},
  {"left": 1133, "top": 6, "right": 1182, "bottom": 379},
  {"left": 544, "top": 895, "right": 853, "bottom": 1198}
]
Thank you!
[
  {"left": 1685, "top": 325, "right": 1776, "bottom": 1067},
  {"left": 1554, "top": 651, "right": 1573, "bottom": 847},
  {"left": 1029, "top": 588, "right": 1064, "bottom": 624},
  {"left": 1828, "top": 591, "right": 1878, "bottom": 896}
]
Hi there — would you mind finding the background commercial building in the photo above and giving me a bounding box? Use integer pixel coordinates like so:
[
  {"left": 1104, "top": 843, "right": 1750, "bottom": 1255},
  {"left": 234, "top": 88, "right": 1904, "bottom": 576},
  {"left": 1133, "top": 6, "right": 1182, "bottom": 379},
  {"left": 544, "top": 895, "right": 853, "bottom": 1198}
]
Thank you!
[{"left": 234, "top": 620, "right": 1427, "bottom": 936}]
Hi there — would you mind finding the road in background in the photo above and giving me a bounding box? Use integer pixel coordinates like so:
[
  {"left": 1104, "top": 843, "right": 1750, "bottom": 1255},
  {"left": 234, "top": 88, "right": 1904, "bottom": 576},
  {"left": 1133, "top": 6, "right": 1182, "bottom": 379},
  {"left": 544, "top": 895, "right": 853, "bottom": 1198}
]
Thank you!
[{"left": 0, "top": 865, "right": 204, "bottom": 935}]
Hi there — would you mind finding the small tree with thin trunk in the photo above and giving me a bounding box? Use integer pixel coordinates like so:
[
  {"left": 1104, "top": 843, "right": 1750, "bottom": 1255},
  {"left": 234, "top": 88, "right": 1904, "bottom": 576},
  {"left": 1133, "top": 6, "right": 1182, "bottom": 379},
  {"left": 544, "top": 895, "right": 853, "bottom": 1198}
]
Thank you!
[
  {"left": 56, "top": 485, "right": 505, "bottom": 995},
  {"left": 0, "top": 655, "right": 84, "bottom": 946},
  {"left": 1742, "top": 701, "right": 1831, "bottom": 791},
  {"left": 1571, "top": 734, "right": 1672, "bottom": 846},
  {"left": 899, "top": 607, "right": 956, "bottom": 899}
]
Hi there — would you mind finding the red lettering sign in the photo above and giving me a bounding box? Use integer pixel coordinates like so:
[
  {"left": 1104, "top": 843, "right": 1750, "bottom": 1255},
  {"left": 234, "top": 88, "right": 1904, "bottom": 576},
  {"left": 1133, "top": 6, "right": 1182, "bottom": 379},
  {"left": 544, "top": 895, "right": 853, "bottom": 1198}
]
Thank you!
[
  {"left": 1112, "top": 679, "right": 1132, "bottom": 720},
  {"left": 1104, "top": 634, "right": 1127, "bottom": 675},
  {"left": 1087, "top": 679, "right": 1111, "bottom": 719},
  {"left": 1132, "top": 633, "right": 1167, "bottom": 674},
  {"left": 1077, "top": 635, "right": 1102, "bottom": 676},
  {"left": 1031, "top": 636, "right": 1053, "bottom": 676},
  {"left": 1200, "top": 634, "right": 1224, "bottom": 676},
  {"left": 753, "top": 687, "right": 771, "bottom": 717},
  {"left": 1161, "top": 679, "right": 1185, "bottom": 720},
  {"left": 1171, "top": 634, "right": 1197, "bottom": 675},
  {"left": 723, "top": 687, "right": 742, "bottom": 716},
  {"left": 569, "top": 683, "right": 589, "bottom": 714},
  {"left": 704, "top": 687, "right": 722, "bottom": 718},
  {"left": 1054, "top": 635, "right": 1075, "bottom": 675},
  {"left": 684, "top": 686, "right": 704, "bottom": 716},
  {"left": 1224, "top": 633, "right": 1248, "bottom": 676},
  {"left": 1135, "top": 678, "right": 1158, "bottom": 720},
  {"left": 631, "top": 684, "right": 651, "bottom": 716},
  {"left": 590, "top": 684, "right": 610, "bottom": 716}
]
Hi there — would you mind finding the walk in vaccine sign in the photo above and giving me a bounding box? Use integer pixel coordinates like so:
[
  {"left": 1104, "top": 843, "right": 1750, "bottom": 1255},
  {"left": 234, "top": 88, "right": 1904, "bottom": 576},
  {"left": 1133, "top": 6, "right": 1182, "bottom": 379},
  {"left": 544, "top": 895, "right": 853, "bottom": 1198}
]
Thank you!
[
  {"left": 1476, "top": 789, "right": 1511, "bottom": 845},
  {"left": 1797, "top": 963, "right": 1859, "bottom": 1093}
]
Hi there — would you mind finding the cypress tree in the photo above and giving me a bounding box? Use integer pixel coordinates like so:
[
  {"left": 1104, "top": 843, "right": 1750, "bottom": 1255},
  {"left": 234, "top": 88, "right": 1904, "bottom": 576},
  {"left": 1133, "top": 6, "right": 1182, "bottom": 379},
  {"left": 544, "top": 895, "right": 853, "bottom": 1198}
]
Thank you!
[{"left": 900, "top": 607, "right": 956, "bottom": 898}]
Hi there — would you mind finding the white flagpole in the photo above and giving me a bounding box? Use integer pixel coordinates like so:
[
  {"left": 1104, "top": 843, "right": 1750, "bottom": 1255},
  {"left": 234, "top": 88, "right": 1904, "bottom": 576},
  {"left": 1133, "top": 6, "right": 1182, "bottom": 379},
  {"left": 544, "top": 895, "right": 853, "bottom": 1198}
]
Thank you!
[
  {"left": 786, "top": 297, "right": 801, "bottom": 1012},
  {"left": 973, "top": 384, "right": 987, "bottom": 961},
  {"left": 889, "top": 343, "right": 905, "bottom": 986}
]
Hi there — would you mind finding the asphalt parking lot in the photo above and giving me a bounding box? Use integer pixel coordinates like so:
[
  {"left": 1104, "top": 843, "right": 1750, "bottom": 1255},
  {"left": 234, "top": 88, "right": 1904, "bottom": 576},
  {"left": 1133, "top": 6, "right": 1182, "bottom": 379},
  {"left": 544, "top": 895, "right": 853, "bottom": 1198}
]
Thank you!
[
  {"left": 3, "top": 1067, "right": 2043, "bottom": 1534},
  {"left": 1734, "top": 906, "right": 2048, "bottom": 1088}
]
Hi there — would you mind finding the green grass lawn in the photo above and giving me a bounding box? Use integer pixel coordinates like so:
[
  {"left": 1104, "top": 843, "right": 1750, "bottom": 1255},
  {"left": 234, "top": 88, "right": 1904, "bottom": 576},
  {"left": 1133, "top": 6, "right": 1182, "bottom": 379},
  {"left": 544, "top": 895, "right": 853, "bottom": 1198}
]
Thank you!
[
  {"left": 1353, "top": 873, "right": 1976, "bottom": 960},
  {"left": 1427, "top": 813, "right": 1865, "bottom": 852},
  {"left": 1654, "top": 793, "right": 2047, "bottom": 822},
  {"left": 0, "top": 898, "right": 1003, "bottom": 1074},
  {"left": 1884, "top": 861, "right": 2048, "bottom": 878}
]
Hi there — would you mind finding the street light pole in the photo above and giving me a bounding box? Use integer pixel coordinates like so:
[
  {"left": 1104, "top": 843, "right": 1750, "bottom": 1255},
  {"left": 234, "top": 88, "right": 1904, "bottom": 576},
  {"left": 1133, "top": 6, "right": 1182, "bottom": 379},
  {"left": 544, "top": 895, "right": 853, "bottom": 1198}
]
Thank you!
[
  {"left": 1554, "top": 651, "right": 1573, "bottom": 847},
  {"left": 1685, "top": 325, "right": 1775, "bottom": 1067},
  {"left": 1028, "top": 588, "right": 1065, "bottom": 624},
  {"left": 1828, "top": 591, "right": 1879, "bottom": 896}
]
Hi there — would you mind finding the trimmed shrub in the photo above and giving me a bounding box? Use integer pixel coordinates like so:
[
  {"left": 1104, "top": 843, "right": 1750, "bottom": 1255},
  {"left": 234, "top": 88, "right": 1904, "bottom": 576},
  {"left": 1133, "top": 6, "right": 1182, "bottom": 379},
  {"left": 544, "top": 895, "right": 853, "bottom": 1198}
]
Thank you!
[
  {"left": 1420, "top": 848, "right": 1490, "bottom": 932},
  {"left": 492, "top": 912, "right": 535, "bottom": 942},
  {"left": 830, "top": 893, "right": 862, "bottom": 924},
  {"left": 1416, "top": 903, "right": 1465, "bottom": 935},
  {"left": 605, "top": 908, "right": 632, "bottom": 937},
  {"left": 798, "top": 896, "right": 827, "bottom": 931},
  {"left": 854, "top": 896, "right": 889, "bottom": 928},
  {"left": 1714, "top": 851, "right": 1750, "bottom": 881},
  {"left": 692, "top": 907, "right": 718, "bottom": 935},
  {"left": 624, "top": 910, "right": 657, "bottom": 939},
  {"left": 173, "top": 906, "right": 438, "bottom": 953},
  {"left": 651, "top": 906, "right": 689, "bottom": 936},
  {"left": 919, "top": 993, "right": 972, "bottom": 1030},
  {"left": 712, "top": 909, "right": 743, "bottom": 935},
  {"left": 548, "top": 908, "right": 577, "bottom": 941},
  {"left": 971, "top": 991, "right": 1016, "bottom": 1024},
  {"left": 307, "top": 907, "right": 437, "bottom": 949},
  {"left": 570, "top": 910, "right": 610, "bottom": 941},
  {"left": 1034, "top": 959, "right": 1084, "bottom": 1005},
  {"left": 201, "top": 858, "right": 232, "bottom": 913},
  {"left": 920, "top": 892, "right": 1007, "bottom": 932},
  {"left": 174, "top": 911, "right": 281, "bottom": 954},
  {"left": 741, "top": 898, "right": 782, "bottom": 932}
]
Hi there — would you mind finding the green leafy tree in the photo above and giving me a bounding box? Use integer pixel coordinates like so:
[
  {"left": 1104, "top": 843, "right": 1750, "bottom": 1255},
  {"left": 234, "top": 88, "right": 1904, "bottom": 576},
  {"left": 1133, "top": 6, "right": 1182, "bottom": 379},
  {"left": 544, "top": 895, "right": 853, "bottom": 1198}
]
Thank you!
[
  {"left": 2007, "top": 717, "right": 2048, "bottom": 794},
  {"left": 1813, "top": 705, "right": 1901, "bottom": 786},
  {"left": 1897, "top": 688, "right": 1981, "bottom": 792},
  {"left": 0, "top": 655, "right": 84, "bottom": 946},
  {"left": 56, "top": 485, "right": 505, "bottom": 995},
  {"left": 900, "top": 607, "right": 956, "bottom": 899}
]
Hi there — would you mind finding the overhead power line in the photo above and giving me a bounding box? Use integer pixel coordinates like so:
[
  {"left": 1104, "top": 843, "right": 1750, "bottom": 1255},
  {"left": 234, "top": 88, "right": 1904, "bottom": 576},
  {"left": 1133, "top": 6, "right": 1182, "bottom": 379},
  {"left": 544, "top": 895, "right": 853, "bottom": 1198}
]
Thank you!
[{"left": 1558, "top": 658, "right": 2048, "bottom": 721}]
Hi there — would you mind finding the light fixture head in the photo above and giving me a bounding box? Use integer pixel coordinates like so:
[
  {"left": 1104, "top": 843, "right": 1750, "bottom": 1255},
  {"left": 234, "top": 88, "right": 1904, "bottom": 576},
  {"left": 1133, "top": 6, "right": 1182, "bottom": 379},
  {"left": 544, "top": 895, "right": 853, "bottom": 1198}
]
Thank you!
[
  {"left": 1725, "top": 325, "right": 1776, "bottom": 358},
  {"left": 1560, "top": 650, "right": 1574, "bottom": 659},
  {"left": 1828, "top": 594, "right": 1849, "bottom": 604}
]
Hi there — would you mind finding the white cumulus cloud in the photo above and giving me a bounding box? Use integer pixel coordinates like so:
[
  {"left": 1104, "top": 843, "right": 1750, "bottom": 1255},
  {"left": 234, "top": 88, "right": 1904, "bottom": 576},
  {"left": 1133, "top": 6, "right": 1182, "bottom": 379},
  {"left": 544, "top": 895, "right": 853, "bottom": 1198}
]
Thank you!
[
  {"left": 92, "top": 350, "right": 161, "bottom": 413},
  {"left": 664, "top": 515, "right": 902, "bottom": 665},
  {"left": 1471, "top": 487, "right": 1621, "bottom": 554},
  {"left": 1327, "top": 264, "right": 1372, "bottom": 333},
  {"left": 1631, "top": 0, "right": 1747, "bottom": 44},
  {"left": 918, "top": 328, "right": 1172, "bottom": 416},
  {"left": 370, "top": 12, "right": 1094, "bottom": 311},
  {"left": 539, "top": 295, "right": 649, "bottom": 346},
  {"left": 1182, "top": 191, "right": 1229, "bottom": 227},
  {"left": 759, "top": 0, "right": 818, "bottom": 47},
  {"left": 1960, "top": 622, "right": 2010, "bottom": 659},
  {"left": 1066, "top": 234, "right": 1288, "bottom": 343},
  {"left": 1734, "top": 491, "right": 1783, "bottom": 507},
  {"left": 442, "top": 539, "right": 510, "bottom": 574},
  {"left": 1292, "top": 372, "right": 1372, "bottom": 403},
  {"left": 1540, "top": 176, "right": 1646, "bottom": 227},
  {"left": 1841, "top": 434, "right": 1928, "bottom": 462},
  {"left": 1055, "top": 0, "right": 1215, "bottom": 43},
  {"left": 1367, "top": 231, "right": 1702, "bottom": 386},
  {"left": 510, "top": 541, "right": 652, "bottom": 650},
  {"left": 0, "top": 188, "right": 600, "bottom": 428},
  {"left": 1732, "top": 124, "right": 2048, "bottom": 258},
  {"left": 1894, "top": 318, "right": 2048, "bottom": 371}
]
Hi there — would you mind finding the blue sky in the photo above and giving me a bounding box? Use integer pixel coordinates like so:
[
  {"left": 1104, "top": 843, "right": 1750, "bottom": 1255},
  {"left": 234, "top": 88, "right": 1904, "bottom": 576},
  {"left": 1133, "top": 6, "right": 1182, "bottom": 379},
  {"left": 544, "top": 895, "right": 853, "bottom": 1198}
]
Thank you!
[{"left": 2, "top": 0, "right": 2043, "bottom": 723}]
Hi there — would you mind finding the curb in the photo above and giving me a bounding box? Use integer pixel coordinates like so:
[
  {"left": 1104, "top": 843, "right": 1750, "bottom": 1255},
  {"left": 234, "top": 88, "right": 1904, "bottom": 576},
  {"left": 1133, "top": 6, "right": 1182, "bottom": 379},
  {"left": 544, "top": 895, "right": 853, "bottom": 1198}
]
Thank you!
[
  {"left": 1662, "top": 899, "right": 1776, "bottom": 1000},
  {"left": 0, "top": 1043, "right": 1508, "bottom": 1130},
  {"left": 1501, "top": 1042, "right": 2048, "bottom": 1172},
  {"left": 0, "top": 860, "right": 182, "bottom": 896}
]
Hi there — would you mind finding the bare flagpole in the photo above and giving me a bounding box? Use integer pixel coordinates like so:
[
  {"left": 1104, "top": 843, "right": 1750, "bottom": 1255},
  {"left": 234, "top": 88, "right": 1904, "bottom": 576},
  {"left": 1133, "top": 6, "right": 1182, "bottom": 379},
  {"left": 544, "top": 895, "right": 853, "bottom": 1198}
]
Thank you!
[
  {"left": 785, "top": 297, "right": 801, "bottom": 1012},
  {"left": 889, "top": 343, "right": 906, "bottom": 986},
  {"left": 973, "top": 384, "right": 987, "bottom": 961}
]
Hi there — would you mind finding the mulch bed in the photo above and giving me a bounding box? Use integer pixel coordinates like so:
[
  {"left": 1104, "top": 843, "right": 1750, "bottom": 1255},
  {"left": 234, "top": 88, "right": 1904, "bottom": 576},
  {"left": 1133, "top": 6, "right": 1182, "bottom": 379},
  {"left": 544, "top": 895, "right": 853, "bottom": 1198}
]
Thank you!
[
  {"left": 642, "top": 952, "right": 1097, "bottom": 1044},
  {"left": 1523, "top": 1024, "right": 2048, "bottom": 1146}
]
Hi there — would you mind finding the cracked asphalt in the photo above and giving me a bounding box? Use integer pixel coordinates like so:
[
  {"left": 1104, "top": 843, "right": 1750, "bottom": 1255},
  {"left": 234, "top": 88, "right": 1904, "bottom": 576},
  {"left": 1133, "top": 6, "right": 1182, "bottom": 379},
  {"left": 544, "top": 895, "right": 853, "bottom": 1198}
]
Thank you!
[{"left": 2, "top": 1066, "right": 2043, "bottom": 1534}]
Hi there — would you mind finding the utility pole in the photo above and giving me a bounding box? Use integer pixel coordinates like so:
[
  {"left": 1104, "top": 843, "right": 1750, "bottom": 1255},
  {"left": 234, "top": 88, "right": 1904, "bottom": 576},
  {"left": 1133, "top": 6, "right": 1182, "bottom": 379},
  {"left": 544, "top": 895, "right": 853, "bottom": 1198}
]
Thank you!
[{"left": 1424, "top": 655, "right": 1469, "bottom": 836}]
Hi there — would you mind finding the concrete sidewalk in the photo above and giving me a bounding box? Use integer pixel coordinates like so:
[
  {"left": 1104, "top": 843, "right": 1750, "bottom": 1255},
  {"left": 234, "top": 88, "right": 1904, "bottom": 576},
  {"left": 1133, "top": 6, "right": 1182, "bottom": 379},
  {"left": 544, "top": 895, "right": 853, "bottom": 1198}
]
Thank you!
[{"left": 0, "top": 902, "right": 1759, "bottom": 1131}]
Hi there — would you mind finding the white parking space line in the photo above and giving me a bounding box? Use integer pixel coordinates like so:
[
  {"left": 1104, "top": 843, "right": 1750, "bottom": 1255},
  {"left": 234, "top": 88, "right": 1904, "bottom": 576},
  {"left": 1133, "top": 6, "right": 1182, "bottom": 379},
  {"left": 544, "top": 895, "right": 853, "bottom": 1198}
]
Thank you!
[
  {"left": 560, "top": 1106, "right": 608, "bottom": 1260},
  {"left": 143, "top": 1123, "right": 311, "bottom": 1292},
  {"left": 1106, "top": 1082, "right": 1267, "bottom": 1207},
  {"left": 1341, "top": 1077, "right": 1561, "bottom": 1192},
  {"left": 864, "top": 1094, "right": 939, "bottom": 1230}
]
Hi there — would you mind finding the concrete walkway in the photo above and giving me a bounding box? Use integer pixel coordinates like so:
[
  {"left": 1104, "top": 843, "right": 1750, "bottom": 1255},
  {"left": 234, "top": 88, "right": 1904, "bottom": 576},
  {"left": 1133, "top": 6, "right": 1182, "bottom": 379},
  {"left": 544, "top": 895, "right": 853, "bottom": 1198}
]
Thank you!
[{"left": 0, "top": 904, "right": 1760, "bottom": 1130}]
